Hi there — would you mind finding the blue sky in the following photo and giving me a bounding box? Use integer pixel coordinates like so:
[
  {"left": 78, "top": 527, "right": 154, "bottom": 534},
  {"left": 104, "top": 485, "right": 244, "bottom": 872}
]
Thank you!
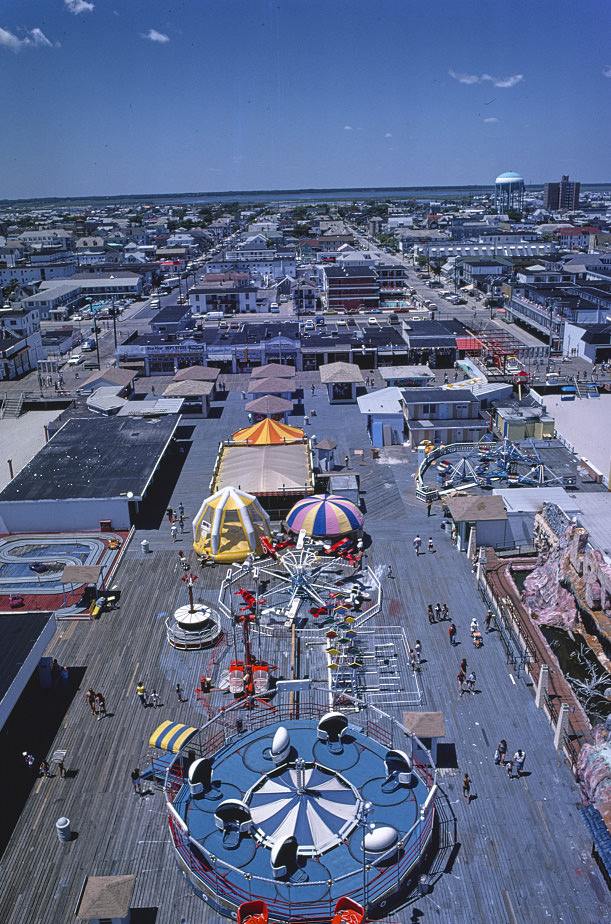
[{"left": 1, "top": 0, "right": 610, "bottom": 198}]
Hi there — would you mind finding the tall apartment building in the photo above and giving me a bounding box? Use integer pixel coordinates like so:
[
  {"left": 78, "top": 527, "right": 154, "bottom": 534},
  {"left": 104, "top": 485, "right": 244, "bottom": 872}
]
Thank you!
[{"left": 543, "top": 175, "right": 580, "bottom": 211}]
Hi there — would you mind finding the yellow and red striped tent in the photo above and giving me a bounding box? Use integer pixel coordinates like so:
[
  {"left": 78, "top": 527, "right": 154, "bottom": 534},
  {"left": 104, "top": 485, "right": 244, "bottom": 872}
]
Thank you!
[{"left": 231, "top": 418, "right": 304, "bottom": 445}]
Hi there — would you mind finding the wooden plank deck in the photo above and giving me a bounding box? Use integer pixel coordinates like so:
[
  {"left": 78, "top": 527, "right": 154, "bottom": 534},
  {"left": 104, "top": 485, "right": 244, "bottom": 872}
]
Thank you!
[{"left": 0, "top": 398, "right": 609, "bottom": 924}]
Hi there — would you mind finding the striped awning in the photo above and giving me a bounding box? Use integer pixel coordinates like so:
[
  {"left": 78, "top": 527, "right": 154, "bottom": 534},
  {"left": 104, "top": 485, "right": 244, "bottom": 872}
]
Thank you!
[{"left": 149, "top": 721, "right": 198, "bottom": 753}]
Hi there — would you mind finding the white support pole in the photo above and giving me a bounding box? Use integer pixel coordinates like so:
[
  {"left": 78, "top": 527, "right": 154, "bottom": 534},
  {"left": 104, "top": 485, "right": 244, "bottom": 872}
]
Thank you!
[
  {"left": 535, "top": 664, "right": 549, "bottom": 709},
  {"left": 554, "top": 702, "right": 569, "bottom": 752}
]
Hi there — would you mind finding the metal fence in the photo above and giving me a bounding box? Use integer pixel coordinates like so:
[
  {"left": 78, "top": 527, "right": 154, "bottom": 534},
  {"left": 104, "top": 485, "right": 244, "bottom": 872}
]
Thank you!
[{"left": 478, "top": 576, "right": 537, "bottom": 678}]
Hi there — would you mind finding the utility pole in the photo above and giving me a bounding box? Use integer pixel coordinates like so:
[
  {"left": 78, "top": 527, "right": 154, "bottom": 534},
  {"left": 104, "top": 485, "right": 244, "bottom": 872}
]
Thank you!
[{"left": 93, "top": 315, "right": 101, "bottom": 369}]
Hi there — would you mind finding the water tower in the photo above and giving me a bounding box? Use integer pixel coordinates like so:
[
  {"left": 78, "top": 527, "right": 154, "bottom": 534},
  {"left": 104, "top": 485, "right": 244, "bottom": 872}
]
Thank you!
[{"left": 494, "top": 171, "right": 524, "bottom": 214}]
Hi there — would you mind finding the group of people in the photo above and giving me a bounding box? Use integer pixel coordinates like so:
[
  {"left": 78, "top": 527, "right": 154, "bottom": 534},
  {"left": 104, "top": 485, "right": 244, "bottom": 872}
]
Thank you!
[
  {"left": 409, "top": 640, "right": 422, "bottom": 672},
  {"left": 457, "top": 658, "right": 477, "bottom": 696},
  {"left": 413, "top": 535, "right": 436, "bottom": 555},
  {"left": 495, "top": 739, "right": 527, "bottom": 778},
  {"left": 167, "top": 503, "right": 186, "bottom": 540},
  {"left": 85, "top": 687, "right": 107, "bottom": 720},
  {"left": 427, "top": 602, "right": 449, "bottom": 624},
  {"left": 22, "top": 751, "right": 65, "bottom": 779},
  {"left": 136, "top": 681, "right": 183, "bottom": 708}
]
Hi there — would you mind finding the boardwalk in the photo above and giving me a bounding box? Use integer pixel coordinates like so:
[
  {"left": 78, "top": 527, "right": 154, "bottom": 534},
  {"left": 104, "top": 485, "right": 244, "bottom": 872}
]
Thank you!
[{"left": 0, "top": 384, "right": 609, "bottom": 924}]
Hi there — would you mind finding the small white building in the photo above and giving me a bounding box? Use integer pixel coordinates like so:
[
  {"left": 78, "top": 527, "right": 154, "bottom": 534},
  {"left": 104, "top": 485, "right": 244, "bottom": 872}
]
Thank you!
[{"left": 357, "top": 387, "right": 405, "bottom": 447}]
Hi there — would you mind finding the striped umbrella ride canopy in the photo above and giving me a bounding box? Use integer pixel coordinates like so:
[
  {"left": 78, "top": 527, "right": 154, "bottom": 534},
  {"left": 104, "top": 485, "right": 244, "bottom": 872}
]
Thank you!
[
  {"left": 286, "top": 494, "right": 363, "bottom": 537},
  {"left": 247, "top": 763, "right": 359, "bottom": 854}
]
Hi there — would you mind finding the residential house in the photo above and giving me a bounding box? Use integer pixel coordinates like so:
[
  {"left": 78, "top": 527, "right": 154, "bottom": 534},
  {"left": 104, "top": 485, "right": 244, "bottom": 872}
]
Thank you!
[
  {"left": 0, "top": 304, "right": 42, "bottom": 379},
  {"left": 401, "top": 387, "right": 485, "bottom": 447}
]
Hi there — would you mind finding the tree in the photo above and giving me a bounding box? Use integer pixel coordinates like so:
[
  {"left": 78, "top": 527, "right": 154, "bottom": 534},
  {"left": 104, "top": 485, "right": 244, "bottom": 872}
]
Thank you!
[{"left": 291, "top": 205, "right": 309, "bottom": 222}]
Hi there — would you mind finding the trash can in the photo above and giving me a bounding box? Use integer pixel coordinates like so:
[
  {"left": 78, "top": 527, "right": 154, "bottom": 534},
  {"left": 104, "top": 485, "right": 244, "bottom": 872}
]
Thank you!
[
  {"left": 38, "top": 657, "right": 53, "bottom": 689},
  {"left": 140, "top": 539, "right": 150, "bottom": 554},
  {"left": 56, "top": 817, "right": 71, "bottom": 842}
]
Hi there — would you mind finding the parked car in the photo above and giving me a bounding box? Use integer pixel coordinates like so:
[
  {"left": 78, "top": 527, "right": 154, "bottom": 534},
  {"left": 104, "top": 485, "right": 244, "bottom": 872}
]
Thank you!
[{"left": 67, "top": 353, "right": 84, "bottom": 365}]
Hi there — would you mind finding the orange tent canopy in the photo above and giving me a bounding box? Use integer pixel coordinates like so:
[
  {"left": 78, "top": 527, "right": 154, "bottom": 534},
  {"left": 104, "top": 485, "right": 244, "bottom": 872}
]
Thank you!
[{"left": 231, "top": 418, "right": 305, "bottom": 445}]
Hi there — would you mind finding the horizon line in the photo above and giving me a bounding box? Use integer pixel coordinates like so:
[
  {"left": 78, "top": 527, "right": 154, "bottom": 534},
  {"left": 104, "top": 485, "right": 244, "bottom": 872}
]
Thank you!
[{"left": 2, "top": 180, "right": 611, "bottom": 208}]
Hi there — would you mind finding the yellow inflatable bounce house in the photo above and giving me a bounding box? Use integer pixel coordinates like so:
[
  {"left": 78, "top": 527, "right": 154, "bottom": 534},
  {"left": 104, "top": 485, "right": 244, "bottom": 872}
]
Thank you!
[{"left": 192, "top": 486, "right": 272, "bottom": 563}]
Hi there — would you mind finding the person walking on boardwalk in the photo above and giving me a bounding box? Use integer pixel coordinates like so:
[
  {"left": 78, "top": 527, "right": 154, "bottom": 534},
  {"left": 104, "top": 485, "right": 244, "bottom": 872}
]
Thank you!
[
  {"left": 457, "top": 670, "right": 465, "bottom": 698},
  {"left": 85, "top": 688, "right": 96, "bottom": 716},
  {"left": 175, "top": 682, "right": 184, "bottom": 702},
  {"left": 410, "top": 649, "right": 416, "bottom": 673},
  {"left": 413, "top": 535, "right": 422, "bottom": 555},
  {"left": 467, "top": 670, "right": 476, "bottom": 693},
  {"left": 428, "top": 537, "right": 435, "bottom": 553},
  {"left": 506, "top": 758, "right": 514, "bottom": 779},
  {"left": 514, "top": 749, "right": 526, "bottom": 777},
  {"left": 428, "top": 604, "right": 435, "bottom": 624},
  {"left": 95, "top": 692, "right": 106, "bottom": 720},
  {"left": 460, "top": 658, "right": 467, "bottom": 676},
  {"left": 131, "top": 768, "right": 142, "bottom": 794},
  {"left": 485, "top": 610, "right": 493, "bottom": 633},
  {"left": 442, "top": 603, "right": 449, "bottom": 621},
  {"left": 167, "top": 507, "right": 174, "bottom": 523},
  {"left": 179, "top": 517, "right": 185, "bottom": 534},
  {"left": 462, "top": 773, "right": 472, "bottom": 803},
  {"left": 414, "top": 640, "right": 422, "bottom": 668},
  {"left": 495, "top": 739, "right": 507, "bottom": 766},
  {"left": 136, "top": 681, "right": 148, "bottom": 708},
  {"left": 170, "top": 523, "right": 177, "bottom": 542},
  {"left": 449, "top": 622, "right": 457, "bottom": 645},
  {"left": 57, "top": 758, "right": 66, "bottom": 779},
  {"left": 178, "top": 502, "right": 184, "bottom": 519},
  {"left": 39, "top": 759, "right": 50, "bottom": 778},
  {"left": 435, "top": 603, "right": 442, "bottom": 622},
  {"left": 426, "top": 498, "right": 432, "bottom": 517}
]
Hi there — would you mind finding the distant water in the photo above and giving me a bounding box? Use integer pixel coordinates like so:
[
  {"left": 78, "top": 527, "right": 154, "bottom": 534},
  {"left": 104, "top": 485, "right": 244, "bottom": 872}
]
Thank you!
[{"left": 3, "top": 183, "right": 610, "bottom": 210}]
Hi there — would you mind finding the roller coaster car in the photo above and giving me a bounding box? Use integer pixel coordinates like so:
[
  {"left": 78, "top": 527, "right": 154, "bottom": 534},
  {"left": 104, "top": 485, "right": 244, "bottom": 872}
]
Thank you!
[
  {"left": 237, "top": 900, "right": 268, "bottom": 924},
  {"left": 332, "top": 896, "right": 365, "bottom": 924}
]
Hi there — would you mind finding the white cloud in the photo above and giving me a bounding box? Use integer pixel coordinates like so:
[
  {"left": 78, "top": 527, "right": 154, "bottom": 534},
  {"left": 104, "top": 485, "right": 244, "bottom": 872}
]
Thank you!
[
  {"left": 65, "top": 0, "right": 94, "bottom": 13},
  {"left": 483, "top": 117, "right": 499, "bottom": 123},
  {"left": 0, "top": 26, "right": 57, "bottom": 50},
  {"left": 0, "top": 27, "right": 22, "bottom": 50},
  {"left": 603, "top": 65, "right": 611, "bottom": 78},
  {"left": 29, "top": 28, "right": 53, "bottom": 47},
  {"left": 449, "top": 70, "right": 480, "bottom": 85},
  {"left": 384, "top": 132, "right": 392, "bottom": 138},
  {"left": 142, "top": 29, "right": 170, "bottom": 43},
  {"left": 450, "top": 70, "right": 523, "bottom": 88},
  {"left": 488, "top": 73, "right": 523, "bottom": 88},
  {"left": 344, "top": 125, "right": 353, "bottom": 131}
]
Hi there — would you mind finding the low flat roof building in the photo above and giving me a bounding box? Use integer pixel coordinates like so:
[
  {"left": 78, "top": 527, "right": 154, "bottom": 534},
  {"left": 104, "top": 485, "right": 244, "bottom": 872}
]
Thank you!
[{"left": 0, "top": 415, "right": 180, "bottom": 533}]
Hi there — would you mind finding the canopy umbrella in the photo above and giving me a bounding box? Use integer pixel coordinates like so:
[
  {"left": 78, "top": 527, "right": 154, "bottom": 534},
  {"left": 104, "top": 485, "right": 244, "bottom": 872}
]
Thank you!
[
  {"left": 248, "top": 764, "right": 358, "bottom": 854},
  {"left": 287, "top": 494, "right": 364, "bottom": 537},
  {"left": 231, "top": 419, "right": 304, "bottom": 445}
]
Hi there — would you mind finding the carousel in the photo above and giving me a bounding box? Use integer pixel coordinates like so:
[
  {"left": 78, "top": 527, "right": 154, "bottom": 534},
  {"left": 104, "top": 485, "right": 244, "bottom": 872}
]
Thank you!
[{"left": 162, "top": 688, "right": 437, "bottom": 922}]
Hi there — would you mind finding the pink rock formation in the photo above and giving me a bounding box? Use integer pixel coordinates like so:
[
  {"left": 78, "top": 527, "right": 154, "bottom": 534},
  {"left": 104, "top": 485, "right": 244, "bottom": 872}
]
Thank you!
[
  {"left": 522, "top": 524, "right": 579, "bottom": 628},
  {"left": 578, "top": 719, "right": 611, "bottom": 806}
]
